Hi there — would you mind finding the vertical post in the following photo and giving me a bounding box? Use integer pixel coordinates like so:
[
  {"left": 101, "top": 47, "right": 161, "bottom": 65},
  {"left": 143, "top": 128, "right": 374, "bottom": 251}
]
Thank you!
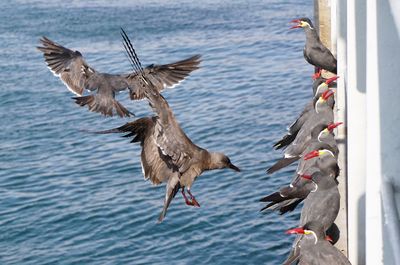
[
  {"left": 365, "top": 0, "right": 383, "bottom": 263},
  {"left": 346, "top": 0, "right": 367, "bottom": 264}
]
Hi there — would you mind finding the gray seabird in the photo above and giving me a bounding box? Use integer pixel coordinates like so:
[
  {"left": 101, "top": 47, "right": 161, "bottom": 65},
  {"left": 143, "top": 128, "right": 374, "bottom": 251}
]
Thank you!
[
  {"left": 298, "top": 147, "right": 338, "bottom": 176},
  {"left": 299, "top": 171, "right": 340, "bottom": 232},
  {"left": 37, "top": 29, "right": 201, "bottom": 117},
  {"left": 269, "top": 122, "right": 341, "bottom": 174},
  {"left": 273, "top": 76, "right": 338, "bottom": 150},
  {"left": 290, "top": 18, "right": 337, "bottom": 74},
  {"left": 260, "top": 171, "right": 319, "bottom": 213},
  {"left": 284, "top": 221, "right": 351, "bottom": 265},
  {"left": 94, "top": 57, "right": 240, "bottom": 221},
  {"left": 267, "top": 90, "right": 336, "bottom": 174}
]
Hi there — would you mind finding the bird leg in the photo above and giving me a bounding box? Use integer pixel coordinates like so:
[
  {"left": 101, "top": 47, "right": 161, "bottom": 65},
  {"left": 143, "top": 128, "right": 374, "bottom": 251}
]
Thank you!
[
  {"left": 181, "top": 187, "right": 195, "bottom": 206},
  {"left": 312, "top": 68, "right": 322, "bottom": 80},
  {"left": 187, "top": 189, "right": 200, "bottom": 207}
]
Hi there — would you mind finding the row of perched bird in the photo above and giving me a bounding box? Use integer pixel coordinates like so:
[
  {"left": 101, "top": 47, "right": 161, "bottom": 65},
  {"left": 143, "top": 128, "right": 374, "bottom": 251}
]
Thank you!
[
  {"left": 37, "top": 18, "right": 351, "bottom": 263},
  {"left": 259, "top": 18, "right": 351, "bottom": 264},
  {"left": 37, "top": 28, "right": 240, "bottom": 223}
]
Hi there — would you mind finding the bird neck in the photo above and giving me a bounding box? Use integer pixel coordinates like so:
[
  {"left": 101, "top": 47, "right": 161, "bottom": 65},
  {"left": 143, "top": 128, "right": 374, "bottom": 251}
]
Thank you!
[
  {"left": 206, "top": 152, "right": 223, "bottom": 170},
  {"left": 304, "top": 27, "right": 321, "bottom": 45}
]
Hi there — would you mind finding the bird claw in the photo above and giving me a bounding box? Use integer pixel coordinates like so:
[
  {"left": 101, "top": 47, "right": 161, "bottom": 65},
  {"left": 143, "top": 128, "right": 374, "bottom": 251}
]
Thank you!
[
  {"left": 182, "top": 188, "right": 200, "bottom": 207},
  {"left": 191, "top": 198, "right": 201, "bottom": 207}
]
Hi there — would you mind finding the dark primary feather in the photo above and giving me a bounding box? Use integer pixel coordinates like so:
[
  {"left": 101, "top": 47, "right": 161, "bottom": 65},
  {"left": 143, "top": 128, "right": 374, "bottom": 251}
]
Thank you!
[
  {"left": 127, "top": 55, "right": 201, "bottom": 100},
  {"left": 38, "top": 35, "right": 201, "bottom": 117},
  {"left": 266, "top": 156, "right": 299, "bottom": 174}
]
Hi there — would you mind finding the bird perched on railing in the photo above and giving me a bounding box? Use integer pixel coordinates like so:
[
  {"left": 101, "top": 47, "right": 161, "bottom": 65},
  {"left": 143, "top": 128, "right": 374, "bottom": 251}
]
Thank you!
[
  {"left": 37, "top": 29, "right": 201, "bottom": 117},
  {"left": 267, "top": 90, "right": 336, "bottom": 174},
  {"left": 290, "top": 17, "right": 337, "bottom": 74},
  {"left": 284, "top": 221, "right": 351, "bottom": 265},
  {"left": 273, "top": 76, "right": 338, "bottom": 150},
  {"left": 299, "top": 172, "right": 340, "bottom": 231},
  {"left": 93, "top": 39, "right": 240, "bottom": 222}
]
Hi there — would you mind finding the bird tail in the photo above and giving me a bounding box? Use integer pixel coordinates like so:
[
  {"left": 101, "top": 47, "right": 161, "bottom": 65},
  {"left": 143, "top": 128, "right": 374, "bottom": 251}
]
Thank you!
[
  {"left": 267, "top": 157, "right": 299, "bottom": 174},
  {"left": 158, "top": 175, "right": 180, "bottom": 223},
  {"left": 72, "top": 95, "right": 133, "bottom": 117},
  {"left": 260, "top": 192, "right": 303, "bottom": 214},
  {"left": 273, "top": 132, "right": 298, "bottom": 150},
  {"left": 87, "top": 117, "right": 154, "bottom": 145}
]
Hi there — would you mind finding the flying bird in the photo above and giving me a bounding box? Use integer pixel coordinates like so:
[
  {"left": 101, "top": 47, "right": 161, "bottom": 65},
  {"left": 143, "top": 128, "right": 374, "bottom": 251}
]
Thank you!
[
  {"left": 37, "top": 29, "right": 201, "bottom": 117},
  {"left": 93, "top": 51, "right": 240, "bottom": 221}
]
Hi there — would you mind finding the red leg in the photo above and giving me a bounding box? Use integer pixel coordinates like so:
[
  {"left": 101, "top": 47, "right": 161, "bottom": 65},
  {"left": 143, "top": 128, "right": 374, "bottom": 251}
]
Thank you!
[
  {"left": 181, "top": 187, "right": 194, "bottom": 206},
  {"left": 187, "top": 189, "right": 200, "bottom": 207},
  {"left": 312, "top": 68, "right": 322, "bottom": 80}
]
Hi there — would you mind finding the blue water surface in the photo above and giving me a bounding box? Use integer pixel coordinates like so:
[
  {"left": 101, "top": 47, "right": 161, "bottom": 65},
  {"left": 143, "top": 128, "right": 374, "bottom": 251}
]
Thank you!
[{"left": 0, "top": 0, "right": 314, "bottom": 264}]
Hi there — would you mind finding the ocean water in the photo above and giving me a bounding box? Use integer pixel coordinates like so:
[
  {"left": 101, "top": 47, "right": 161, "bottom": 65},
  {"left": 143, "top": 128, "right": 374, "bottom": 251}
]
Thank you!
[{"left": 0, "top": 0, "right": 315, "bottom": 264}]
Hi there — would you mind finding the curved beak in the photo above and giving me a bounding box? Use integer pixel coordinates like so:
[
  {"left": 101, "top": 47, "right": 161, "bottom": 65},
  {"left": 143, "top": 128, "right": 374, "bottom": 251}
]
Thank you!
[
  {"left": 229, "top": 163, "right": 241, "bottom": 172},
  {"left": 286, "top": 227, "right": 305, "bottom": 235},
  {"left": 325, "top": 76, "right": 339, "bottom": 85},
  {"left": 290, "top": 19, "right": 301, "bottom": 29}
]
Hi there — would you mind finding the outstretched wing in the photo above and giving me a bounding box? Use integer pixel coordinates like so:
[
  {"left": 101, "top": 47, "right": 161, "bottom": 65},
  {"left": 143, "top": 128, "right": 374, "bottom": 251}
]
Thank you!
[
  {"left": 37, "top": 37, "right": 132, "bottom": 117},
  {"left": 37, "top": 36, "right": 93, "bottom": 96},
  {"left": 127, "top": 55, "right": 201, "bottom": 100}
]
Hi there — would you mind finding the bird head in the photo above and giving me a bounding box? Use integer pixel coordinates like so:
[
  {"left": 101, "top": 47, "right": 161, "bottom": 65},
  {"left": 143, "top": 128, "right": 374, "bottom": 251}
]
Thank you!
[
  {"left": 315, "top": 89, "right": 334, "bottom": 113},
  {"left": 290, "top": 18, "right": 314, "bottom": 29},
  {"left": 317, "top": 122, "right": 343, "bottom": 141},
  {"left": 286, "top": 221, "right": 324, "bottom": 244},
  {"left": 304, "top": 149, "right": 335, "bottom": 160},
  {"left": 209, "top": 152, "right": 241, "bottom": 172},
  {"left": 315, "top": 76, "right": 339, "bottom": 95}
]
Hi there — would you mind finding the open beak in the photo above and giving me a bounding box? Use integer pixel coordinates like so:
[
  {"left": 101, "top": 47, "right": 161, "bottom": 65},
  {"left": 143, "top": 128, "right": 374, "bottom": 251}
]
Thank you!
[
  {"left": 290, "top": 19, "right": 301, "bottom": 29},
  {"left": 229, "top": 163, "right": 241, "bottom": 172},
  {"left": 304, "top": 150, "right": 320, "bottom": 160},
  {"left": 286, "top": 227, "right": 305, "bottom": 235},
  {"left": 325, "top": 76, "right": 339, "bottom": 85}
]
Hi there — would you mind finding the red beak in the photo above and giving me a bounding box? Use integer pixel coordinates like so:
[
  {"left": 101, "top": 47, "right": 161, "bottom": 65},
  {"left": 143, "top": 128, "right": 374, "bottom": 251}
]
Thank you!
[
  {"left": 286, "top": 227, "right": 305, "bottom": 235},
  {"left": 300, "top": 174, "right": 312, "bottom": 180},
  {"left": 327, "top": 122, "right": 343, "bottom": 131},
  {"left": 290, "top": 19, "right": 301, "bottom": 29},
  {"left": 304, "top": 150, "right": 320, "bottom": 160},
  {"left": 321, "top": 89, "right": 334, "bottom": 100},
  {"left": 325, "top": 76, "right": 339, "bottom": 85}
]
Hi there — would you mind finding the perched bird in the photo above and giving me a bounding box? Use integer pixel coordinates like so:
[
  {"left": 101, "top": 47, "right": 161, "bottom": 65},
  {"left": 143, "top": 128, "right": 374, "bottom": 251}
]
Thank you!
[
  {"left": 37, "top": 29, "right": 201, "bottom": 117},
  {"left": 267, "top": 90, "right": 335, "bottom": 174},
  {"left": 300, "top": 172, "right": 340, "bottom": 232},
  {"left": 290, "top": 17, "right": 337, "bottom": 74},
  {"left": 260, "top": 171, "right": 319, "bottom": 213},
  {"left": 284, "top": 221, "right": 351, "bottom": 265},
  {"left": 261, "top": 147, "right": 339, "bottom": 214},
  {"left": 94, "top": 78, "right": 240, "bottom": 221},
  {"left": 273, "top": 76, "right": 338, "bottom": 150}
]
